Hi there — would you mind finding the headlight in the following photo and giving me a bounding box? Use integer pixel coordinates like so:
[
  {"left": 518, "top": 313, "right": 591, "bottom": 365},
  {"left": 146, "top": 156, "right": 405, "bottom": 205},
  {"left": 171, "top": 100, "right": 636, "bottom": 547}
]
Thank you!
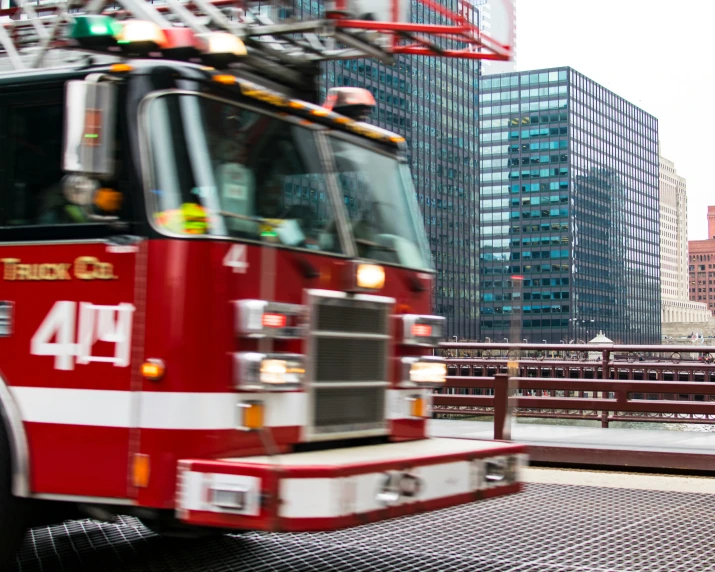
[
  {"left": 400, "top": 356, "right": 447, "bottom": 387},
  {"left": 234, "top": 353, "right": 305, "bottom": 391},
  {"left": 401, "top": 315, "right": 445, "bottom": 347},
  {"left": 356, "top": 263, "right": 385, "bottom": 290}
]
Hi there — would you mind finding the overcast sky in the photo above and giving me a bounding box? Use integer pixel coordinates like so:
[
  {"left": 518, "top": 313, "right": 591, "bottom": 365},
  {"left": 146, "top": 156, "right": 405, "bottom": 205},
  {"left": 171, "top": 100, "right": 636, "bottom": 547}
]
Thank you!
[{"left": 515, "top": 0, "right": 715, "bottom": 240}]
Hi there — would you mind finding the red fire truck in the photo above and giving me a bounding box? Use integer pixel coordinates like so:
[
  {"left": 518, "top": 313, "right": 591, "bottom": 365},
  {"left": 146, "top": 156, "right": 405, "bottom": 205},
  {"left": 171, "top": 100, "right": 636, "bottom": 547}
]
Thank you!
[{"left": 0, "top": 0, "right": 522, "bottom": 563}]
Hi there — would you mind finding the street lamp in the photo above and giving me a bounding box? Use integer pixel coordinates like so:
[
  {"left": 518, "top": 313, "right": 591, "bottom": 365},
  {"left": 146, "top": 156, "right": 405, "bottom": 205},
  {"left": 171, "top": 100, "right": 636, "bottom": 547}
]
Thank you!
[
  {"left": 542, "top": 339, "right": 547, "bottom": 344},
  {"left": 485, "top": 337, "right": 491, "bottom": 343},
  {"left": 504, "top": 338, "right": 509, "bottom": 343}
]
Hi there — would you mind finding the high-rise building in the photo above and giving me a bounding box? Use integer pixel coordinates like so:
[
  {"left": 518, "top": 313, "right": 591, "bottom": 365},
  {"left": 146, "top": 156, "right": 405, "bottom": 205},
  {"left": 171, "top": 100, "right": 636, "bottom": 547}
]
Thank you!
[
  {"left": 659, "top": 152, "right": 709, "bottom": 322},
  {"left": 688, "top": 206, "right": 715, "bottom": 316},
  {"left": 290, "top": 0, "right": 482, "bottom": 339},
  {"left": 479, "top": 0, "right": 517, "bottom": 76},
  {"left": 479, "top": 67, "right": 661, "bottom": 344}
]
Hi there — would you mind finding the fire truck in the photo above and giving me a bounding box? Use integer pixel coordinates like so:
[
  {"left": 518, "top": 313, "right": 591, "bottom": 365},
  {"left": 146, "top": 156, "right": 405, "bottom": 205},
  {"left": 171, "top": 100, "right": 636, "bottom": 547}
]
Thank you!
[{"left": 0, "top": 0, "right": 522, "bottom": 563}]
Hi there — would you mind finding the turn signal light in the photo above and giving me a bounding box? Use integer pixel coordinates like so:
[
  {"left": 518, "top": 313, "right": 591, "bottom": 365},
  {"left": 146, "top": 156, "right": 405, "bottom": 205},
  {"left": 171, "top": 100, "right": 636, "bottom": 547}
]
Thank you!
[{"left": 239, "top": 402, "right": 264, "bottom": 431}]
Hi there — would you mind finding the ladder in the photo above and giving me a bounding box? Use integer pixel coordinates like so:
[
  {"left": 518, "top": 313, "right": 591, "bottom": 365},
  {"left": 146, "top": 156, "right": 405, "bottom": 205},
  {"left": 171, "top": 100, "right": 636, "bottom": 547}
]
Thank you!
[{"left": 0, "top": 0, "right": 399, "bottom": 77}]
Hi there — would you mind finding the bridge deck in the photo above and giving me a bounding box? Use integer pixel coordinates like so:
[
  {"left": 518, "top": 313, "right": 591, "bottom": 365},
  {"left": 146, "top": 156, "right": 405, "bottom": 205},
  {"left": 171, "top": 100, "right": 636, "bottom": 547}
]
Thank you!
[
  {"left": 14, "top": 468, "right": 715, "bottom": 571},
  {"left": 430, "top": 419, "right": 715, "bottom": 470}
]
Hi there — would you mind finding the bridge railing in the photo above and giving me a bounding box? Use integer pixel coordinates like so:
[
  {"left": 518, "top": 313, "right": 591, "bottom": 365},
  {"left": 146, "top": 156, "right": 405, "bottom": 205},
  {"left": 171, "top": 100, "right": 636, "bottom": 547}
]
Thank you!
[{"left": 433, "top": 343, "right": 715, "bottom": 433}]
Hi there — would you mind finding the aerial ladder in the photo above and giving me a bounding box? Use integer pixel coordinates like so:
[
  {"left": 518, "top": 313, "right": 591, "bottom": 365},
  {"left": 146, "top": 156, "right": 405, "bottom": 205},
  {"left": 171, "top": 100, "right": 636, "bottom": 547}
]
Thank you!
[{"left": 0, "top": 0, "right": 514, "bottom": 98}]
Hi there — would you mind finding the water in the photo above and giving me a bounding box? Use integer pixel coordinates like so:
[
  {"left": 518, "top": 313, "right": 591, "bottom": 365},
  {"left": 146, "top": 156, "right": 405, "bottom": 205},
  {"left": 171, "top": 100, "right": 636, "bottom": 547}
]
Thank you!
[{"left": 445, "top": 414, "right": 715, "bottom": 432}]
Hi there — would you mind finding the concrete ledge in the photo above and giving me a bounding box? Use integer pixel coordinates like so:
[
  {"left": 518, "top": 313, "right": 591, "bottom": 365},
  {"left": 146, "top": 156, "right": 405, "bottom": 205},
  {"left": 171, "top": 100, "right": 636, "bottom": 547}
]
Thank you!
[{"left": 524, "top": 466, "right": 715, "bottom": 494}]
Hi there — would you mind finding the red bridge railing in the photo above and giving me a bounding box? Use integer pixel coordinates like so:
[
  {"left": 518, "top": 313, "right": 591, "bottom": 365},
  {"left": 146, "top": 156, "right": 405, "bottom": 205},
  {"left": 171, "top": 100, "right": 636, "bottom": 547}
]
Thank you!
[{"left": 433, "top": 343, "right": 715, "bottom": 431}]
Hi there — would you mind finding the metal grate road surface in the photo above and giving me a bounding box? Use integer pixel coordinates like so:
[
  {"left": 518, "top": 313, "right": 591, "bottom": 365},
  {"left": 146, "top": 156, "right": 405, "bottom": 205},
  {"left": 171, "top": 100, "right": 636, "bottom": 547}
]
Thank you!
[{"left": 14, "top": 483, "right": 715, "bottom": 572}]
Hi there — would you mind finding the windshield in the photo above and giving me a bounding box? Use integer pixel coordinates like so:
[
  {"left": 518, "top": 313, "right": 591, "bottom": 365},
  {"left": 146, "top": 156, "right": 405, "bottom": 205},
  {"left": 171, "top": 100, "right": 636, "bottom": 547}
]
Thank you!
[
  {"left": 328, "top": 137, "right": 433, "bottom": 271},
  {"left": 145, "top": 94, "right": 343, "bottom": 253},
  {"left": 143, "top": 93, "right": 433, "bottom": 271}
]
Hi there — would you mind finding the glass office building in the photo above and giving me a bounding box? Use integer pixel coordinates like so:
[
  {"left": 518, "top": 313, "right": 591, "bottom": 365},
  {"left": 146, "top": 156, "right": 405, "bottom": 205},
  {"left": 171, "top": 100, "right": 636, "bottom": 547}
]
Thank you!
[
  {"left": 479, "top": 67, "right": 661, "bottom": 344},
  {"left": 289, "top": 0, "right": 481, "bottom": 339}
]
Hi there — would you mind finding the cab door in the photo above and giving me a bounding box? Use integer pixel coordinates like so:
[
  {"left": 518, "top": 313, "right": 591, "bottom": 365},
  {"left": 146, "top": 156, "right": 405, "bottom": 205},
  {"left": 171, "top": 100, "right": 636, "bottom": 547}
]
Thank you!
[{"left": 0, "top": 84, "right": 140, "bottom": 500}]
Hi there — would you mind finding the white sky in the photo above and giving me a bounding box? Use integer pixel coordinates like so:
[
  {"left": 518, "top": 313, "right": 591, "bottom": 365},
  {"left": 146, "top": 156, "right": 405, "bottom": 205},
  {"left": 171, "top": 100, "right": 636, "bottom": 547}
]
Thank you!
[{"left": 515, "top": 0, "right": 715, "bottom": 240}]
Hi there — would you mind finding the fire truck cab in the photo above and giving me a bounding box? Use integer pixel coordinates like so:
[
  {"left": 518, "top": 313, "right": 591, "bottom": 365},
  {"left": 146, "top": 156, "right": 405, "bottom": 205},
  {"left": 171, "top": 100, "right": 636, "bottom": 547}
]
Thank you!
[{"left": 0, "top": 2, "right": 525, "bottom": 564}]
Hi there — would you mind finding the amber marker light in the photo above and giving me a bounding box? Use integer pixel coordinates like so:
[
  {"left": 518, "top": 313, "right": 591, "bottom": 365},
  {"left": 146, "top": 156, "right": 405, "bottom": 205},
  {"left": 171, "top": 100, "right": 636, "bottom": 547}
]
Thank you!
[
  {"left": 409, "top": 396, "right": 427, "bottom": 418},
  {"left": 110, "top": 63, "right": 133, "bottom": 73},
  {"left": 141, "top": 359, "right": 165, "bottom": 381},
  {"left": 239, "top": 402, "right": 265, "bottom": 431},
  {"left": 132, "top": 453, "right": 150, "bottom": 488},
  {"left": 213, "top": 74, "right": 237, "bottom": 85}
]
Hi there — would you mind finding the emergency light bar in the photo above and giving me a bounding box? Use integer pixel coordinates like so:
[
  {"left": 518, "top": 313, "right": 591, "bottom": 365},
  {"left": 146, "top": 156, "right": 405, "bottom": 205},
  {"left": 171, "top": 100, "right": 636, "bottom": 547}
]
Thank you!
[{"left": 68, "top": 16, "right": 247, "bottom": 65}]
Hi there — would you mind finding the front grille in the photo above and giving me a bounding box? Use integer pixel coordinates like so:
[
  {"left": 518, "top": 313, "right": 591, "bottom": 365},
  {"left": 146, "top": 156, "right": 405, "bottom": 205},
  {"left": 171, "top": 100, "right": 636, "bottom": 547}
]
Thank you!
[
  {"left": 313, "top": 386, "right": 386, "bottom": 433},
  {"left": 316, "top": 302, "right": 386, "bottom": 334},
  {"left": 314, "top": 338, "right": 386, "bottom": 382},
  {"left": 307, "top": 290, "right": 393, "bottom": 439}
]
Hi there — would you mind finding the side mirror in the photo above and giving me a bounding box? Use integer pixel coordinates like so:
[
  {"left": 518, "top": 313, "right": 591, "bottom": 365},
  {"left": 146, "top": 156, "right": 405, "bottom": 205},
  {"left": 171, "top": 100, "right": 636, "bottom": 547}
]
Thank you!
[{"left": 63, "top": 78, "right": 116, "bottom": 177}]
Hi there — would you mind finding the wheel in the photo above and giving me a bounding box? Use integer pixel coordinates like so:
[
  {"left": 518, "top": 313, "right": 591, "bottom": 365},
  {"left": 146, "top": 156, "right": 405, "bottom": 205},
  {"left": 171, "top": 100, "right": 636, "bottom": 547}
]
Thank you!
[
  {"left": 671, "top": 352, "right": 681, "bottom": 364},
  {"left": 0, "top": 414, "right": 29, "bottom": 566},
  {"left": 578, "top": 351, "right": 588, "bottom": 362},
  {"left": 536, "top": 351, "right": 545, "bottom": 361},
  {"left": 627, "top": 353, "right": 636, "bottom": 363},
  {"left": 506, "top": 350, "right": 518, "bottom": 361}
]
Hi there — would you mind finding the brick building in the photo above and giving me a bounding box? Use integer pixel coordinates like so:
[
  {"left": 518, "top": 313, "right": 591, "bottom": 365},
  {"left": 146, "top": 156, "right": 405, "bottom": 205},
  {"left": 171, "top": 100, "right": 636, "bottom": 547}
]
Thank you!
[{"left": 688, "top": 206, "right": 715, "bottom": 316}]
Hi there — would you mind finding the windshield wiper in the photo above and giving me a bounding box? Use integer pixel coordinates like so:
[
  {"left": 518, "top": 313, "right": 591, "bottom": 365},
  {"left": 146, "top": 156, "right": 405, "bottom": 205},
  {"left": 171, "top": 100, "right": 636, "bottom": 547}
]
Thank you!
[
  {"left": 218, "top": 210, "right": 267, "bottom": 224},
  {"left": 355, "top": 238, "right": 398, "bottom": 253}
]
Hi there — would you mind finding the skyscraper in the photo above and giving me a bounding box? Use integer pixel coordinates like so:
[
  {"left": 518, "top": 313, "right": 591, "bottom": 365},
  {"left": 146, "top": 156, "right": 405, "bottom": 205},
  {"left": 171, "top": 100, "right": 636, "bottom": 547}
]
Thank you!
[
  {"left": 659, "top": 152, "right": 709, "bottom": 322},
  {"left": 479, "top": 67, "right": 661, "bottom": 344},
  {"left": 291, "top": 0, "right": 482, "bottom": 339}
]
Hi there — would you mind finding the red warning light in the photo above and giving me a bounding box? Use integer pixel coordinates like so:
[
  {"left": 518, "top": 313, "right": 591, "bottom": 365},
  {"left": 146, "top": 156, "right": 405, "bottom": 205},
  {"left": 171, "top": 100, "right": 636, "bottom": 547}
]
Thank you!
[
  {"left": 262, "top": 313, "right": 287, "bottom": 328},
  {"left": 411, "top": 323, "right": 433, "bottom": 337},
  {"left": 511, "top": 275, "right": 524, "bottom": 281}
]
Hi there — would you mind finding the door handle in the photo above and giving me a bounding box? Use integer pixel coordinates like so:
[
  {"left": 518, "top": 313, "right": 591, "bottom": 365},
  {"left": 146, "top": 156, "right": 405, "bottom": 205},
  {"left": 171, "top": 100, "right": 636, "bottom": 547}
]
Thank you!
[{"left": 0, "top": 301, "right": 14, "bottom": 337}]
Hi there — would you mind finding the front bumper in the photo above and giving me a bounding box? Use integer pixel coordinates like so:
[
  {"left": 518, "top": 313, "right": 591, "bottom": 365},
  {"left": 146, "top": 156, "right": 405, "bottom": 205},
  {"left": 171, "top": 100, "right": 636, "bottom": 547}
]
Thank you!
[{"left": 176, "top": 438, "right": 527, "bottom": 532}]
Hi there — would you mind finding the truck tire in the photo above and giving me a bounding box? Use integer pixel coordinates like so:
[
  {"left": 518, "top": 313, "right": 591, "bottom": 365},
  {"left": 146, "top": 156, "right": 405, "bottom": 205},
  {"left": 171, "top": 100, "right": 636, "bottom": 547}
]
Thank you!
[{"left": 0, "top": 415, "right": 28, "bottom": 567}]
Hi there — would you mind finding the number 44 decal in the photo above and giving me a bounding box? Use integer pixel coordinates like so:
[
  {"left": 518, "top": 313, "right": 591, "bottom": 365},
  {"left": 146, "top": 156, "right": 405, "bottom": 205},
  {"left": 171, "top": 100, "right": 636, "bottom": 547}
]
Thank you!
[{"left": 31, "top": 301, "right": 135, "bottom": 371}]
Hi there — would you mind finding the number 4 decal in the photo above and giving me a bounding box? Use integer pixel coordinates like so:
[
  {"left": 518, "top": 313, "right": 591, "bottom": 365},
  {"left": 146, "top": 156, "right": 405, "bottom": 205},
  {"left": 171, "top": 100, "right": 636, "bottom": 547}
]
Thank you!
[
  {"left": 223, "top": 244, "right": 249, "bottom": 274},
  {"left": 31, "top": 301, "right": 135, "bottom": 371}
]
